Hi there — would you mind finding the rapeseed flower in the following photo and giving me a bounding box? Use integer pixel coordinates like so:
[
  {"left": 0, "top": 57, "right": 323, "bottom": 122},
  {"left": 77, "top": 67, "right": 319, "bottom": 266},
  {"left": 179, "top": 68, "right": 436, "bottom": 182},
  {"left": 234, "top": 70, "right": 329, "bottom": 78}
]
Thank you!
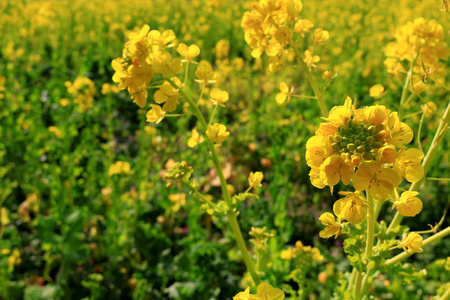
[
  {"left": 206, "top": 123, "right": 230, "bottom": 145},
  {"left": 392, "top": 191, "right": 423, "bottom": 217}
]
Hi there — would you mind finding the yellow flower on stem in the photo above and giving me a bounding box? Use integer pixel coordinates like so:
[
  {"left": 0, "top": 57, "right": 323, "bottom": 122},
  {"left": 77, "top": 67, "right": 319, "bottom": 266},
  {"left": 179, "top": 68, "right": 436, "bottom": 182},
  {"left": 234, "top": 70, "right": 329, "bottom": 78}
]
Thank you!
[
  {"left": 318, "top": 212, "right": 341, "bottom": 239},
  {"left": 392, "top": 191, "right": 423, "bottom": 217},
  {"left": 146, "top": 105, "right": 166, "bottom": 124},
  {"left": 280, "top": 248, "right": 294, "bottom": 260},
  {"left": 333, "top": 192, "right": 367, "bottom": 225},
  {"left": 294, "top": 19, "right": 314, "bottom": 36},
  {"left": 154, "top": 79, "right": 181, "bottom": 112},
  {"left": 303, "top": 50, "right": 320, "bottom": 68},
  {"left": 275, "top": 82, "right": 294, "bottom": 105},
  {"left": 256, "top": 282, "right": 285, "bottom": 300},
  {"left": 323, "top": 96, "right": 353, "bottom": 126},
  {"left": 369, "top": 84, "right": 385, "bottom": 99},
  {"left": 352, "top": 161, "right": 401, "bottom": 201},
  {"left": 400, "top": 232, "right": 423, "bottom": 254},
  {"left": 233, "top": 287, "right": 251, "bottom": 300},
  {"left": 206, "top": 123, "right": 229, "bottom": 145},
  {"left": 195, "top": 60, "right": 216, "bottom": 85},
  {"left": 210, "top": 88, "right": 229, "bottom": 107},
  {"left": 394, "top": 148, "right": 424, "bottom": 182},
  {"left": 177, "top": 43, "right": 200, "bottom": 62},
  {"left": 187, "top": 128, "right": 204, "bottom": 148},
  {"left": 152, "top": 52, "right": 182, "bottom": 79},
  {"left": 313, "top": 28, "right": 330, "bottom": 45},
  {"left": 320, "top": 154, "right": 354, "bottom": 192},
  {"left": 248, "top": 171, "right": 263, "bottom": 189},
  {"left": 306, "top": 136, "right": 332, "bottom": 168},
  {"left": 386, "top": 112, "right": 414, "bottom": 148}
]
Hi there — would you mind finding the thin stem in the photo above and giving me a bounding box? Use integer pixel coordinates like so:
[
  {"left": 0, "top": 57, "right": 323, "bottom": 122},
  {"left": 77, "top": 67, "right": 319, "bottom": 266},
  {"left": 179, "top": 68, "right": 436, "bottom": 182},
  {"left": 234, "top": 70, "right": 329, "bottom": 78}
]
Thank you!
[
  {"left": 384, "top": 226, "right": 450, "bottom": 267},
  {"left": 387, "top": 101, "right": 450, "bottom": 235},
  {"left": 208, "top": 104, "right": 219, "bottom": 126},
  {"left": 416, "top": 108, "right": 426, "bottom": 153},
  {"left": 168, "top": 79, "right": 261, "bottom": 286},
  {"left": 398, "top": 56, "right": 416, "bottom": 121},
  {"left": 438, "top": 286, "right": 450, "bottom": 300},
  {"left": 292, "top": 94, "right": 317, "bottom": 100},
  {"left": 364, "top": 192, "right": 375, "bottom": 260},
  {"left": 290, "top": 42, "right": 329, "bottom": 117}
]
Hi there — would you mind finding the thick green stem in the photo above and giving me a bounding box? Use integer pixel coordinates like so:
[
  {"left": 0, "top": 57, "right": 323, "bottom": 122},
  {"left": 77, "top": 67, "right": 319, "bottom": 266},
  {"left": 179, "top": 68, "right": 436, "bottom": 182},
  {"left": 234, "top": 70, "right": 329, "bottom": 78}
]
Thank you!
[
  {"left": 387, "top": 101, "right": 450, "bottom": 235},
  {"left": 290, "top": 43, "right": 329, "bottom": 118},
  {"left": 438, "top": 287, "right": 450, "bottom": 300},
  {"left": 354, "top": 271, "right": 363, "bottom": 300},
  {"left": 169, "top": 79, "right": 261, "bottom": 285},
  {"left": 384, "top": 226, "right": 450, "bottom": 267}
]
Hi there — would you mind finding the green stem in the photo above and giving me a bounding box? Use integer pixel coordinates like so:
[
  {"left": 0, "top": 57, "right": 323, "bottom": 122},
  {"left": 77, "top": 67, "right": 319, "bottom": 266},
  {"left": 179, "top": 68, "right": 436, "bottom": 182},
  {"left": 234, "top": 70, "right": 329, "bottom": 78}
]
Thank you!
[
  {"left": 438, "top": 286, "right": 450, "bottom": 300},
  {"left": 384, "top": 226, "right": 450, "bottom": 267},
  {"left": 290, "top": 42, "right": 329, "bottom": 118},
  {"left": 386, "top": 101, "right": 450, "bottom": 235},
  {"left": 168, "top": 79, "right": 261, "bottom": 286},
  {"left": 364, "top": 192, "right": 375, "bottom": 260},
  {"left": 354, "top": 271, "right": 363, "bottom": 300},
  {"left": 398, "top": 56, "right": 416, "bottom": 121}
]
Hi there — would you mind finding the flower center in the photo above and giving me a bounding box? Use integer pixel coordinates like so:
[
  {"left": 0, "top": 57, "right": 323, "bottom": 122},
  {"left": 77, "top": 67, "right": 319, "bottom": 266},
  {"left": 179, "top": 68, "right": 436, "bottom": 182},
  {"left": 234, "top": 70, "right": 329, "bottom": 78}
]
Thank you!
[{"left": 330, "top": 119, "right": 387, "bottom": 161}]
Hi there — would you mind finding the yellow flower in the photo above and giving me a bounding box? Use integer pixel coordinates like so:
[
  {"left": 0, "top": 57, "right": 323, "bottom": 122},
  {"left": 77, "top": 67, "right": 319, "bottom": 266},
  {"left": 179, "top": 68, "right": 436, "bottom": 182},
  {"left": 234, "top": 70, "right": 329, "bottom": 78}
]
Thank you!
[
  {"left": 324, "top": 96, "right": 353, "bottom": 126},
  {"left": 275, "top": 82, "right": 294, "bottom": 105},
  {"left": 294, "top": 19, "right": 314, "bottom": 36},
  {"left": 303, "top": 50, "right": 320, "bottom": 68},
  {"left": 195, "top": 61, "right": 216, "bottom": 85},
  {"left": 206, "top": 123, "right": 230, "bottom": 145},
  {"left": 309, "top": 167, "right": 326, "bottom": 189},
  {"left": 187, "top": 128, "right": 204, "bottom": 148},
  {"left": 233, "top": 287, "right": 251, "bottom": 300},
  {"left": 400, "top": 232, "right": 423, "bottom": 254},
  {"left": 333, "top": 192, "right": 367, "bottom": 224},
  {"left": 376, "top": 145, "right": 398, "bottom": 164},
  {"left": 320, "top": 154, "right": 354, "bottom": 191},
  {"left": 177, "top": 43, "right": 200, "bottom": 62},
  {"left": 256, "top": 282, "right": 285, "bottom": 300},
  {"left": 48, "top": 126, "right": 62, "bottom": 139},
  {"left": 108, "top": 161, "right": 131, "bottom": 176},
  {"left": 318, "top": 212, "right": 341, "bottom": 239},
  {"left": 353, "top": 162, "right": 401, "bottom": 200},
  {"left": 394, "top": 148, "right": 424, "bottom": 182},
  {"left": 313, "top": 28, "right": 330, "bottom": 45},
  {"left": 146, "top": 105, "right": 166, "bottom": 124},
  {"left": 392, "top": 191, "right": 423, "bottom": 217},
  {"left": 386, "top": 112, "right": 413, "bottom": 148},
  {"left": 154, "top": 80, "right": 180, "bottom": 112},
  {"left": 249, "top": 171, "right": 264, "bottom": 189},
  {"left": 8, "top": 249, "right": 21, "bottom": 268},
  {"left": 306, "top": 136, "right": 332, "bottom": 168},
  {"left": 169, "top": 193, "right": 186, "bottom": 213},
  {"left": 60, "top": 98, "right": 69, "bottom": 107},
  {"left": 152, "top": 52, "right": 182, "bottom": 79},
  {"left": 210, "top": 88, "right": 229, "bottom": 107},
  {"left": 280, "top": 248, "right": 293, "bottom": 260},
  {"left": 369, "top": 84, "right": 385, "bottom": 99}
]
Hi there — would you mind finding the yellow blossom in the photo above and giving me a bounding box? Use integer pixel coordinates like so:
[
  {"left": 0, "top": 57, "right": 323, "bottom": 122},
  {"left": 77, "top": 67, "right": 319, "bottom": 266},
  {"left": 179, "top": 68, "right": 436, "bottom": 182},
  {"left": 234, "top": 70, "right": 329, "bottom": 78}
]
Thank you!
[
  {"left": 48, "top": 126, "right": 62, "bottom": 138},
  {"left": 400, "top": 232, "right": 423, "bottom": 254},
  {"left": 318, "top": 212, "right": 341, "bottom": 239},
  {"left": 195, "top": 60, "right": 216, "bottom": 85},
  {"left": 304, "top": 50, "right": 320, "bottom": 68},
  {"left": 392, "top": 191, "right": 423, "bottom": 217},
  {"left": 386, "top": 112, "right": 413, "bottom": 147},
  {"left": 394, "top": 148, "right": 424, "bottom": 182},
  {"left": 233, "top": 287, "right": 251, "bottom": 300},
  {"left": 146, "top": 105, "right": 166, "bottom": 124},
  {"left": 369, "top": 84, "right": 385, "bottom": 99},
  {"left": 294, "top": 19, "right": 314, "bottom": 36},
  {"left": 320, "top": 154, "right": 354, "bottom": 191},
  {"left": 333, "top": 192, "right": 367, "bottom": 224},
  {"left": 60, "top": 98, "right": 69, "bottom": 107},
  {"left": 352, "top": 161, "right": 401, "bottom": 200},
  {"left": 280, "top": 248, "right": 293, "bottom": 260},
  {"left": 187, "top": 128, "right": 204, "bottom": 148},
  {"left": 168, "top": 193, "right": 186, "bottom": 213},
  {"left": 154, "top": 79, "right": 180, "bottom": 112},
  {"left": 177, "top": 43, "right": 200, "bottom": 62},
  {"left": 275, "top": 82, "right": 294, "bottom": 105},
  {"left": 210, "top": 88, "right": 229, "bottom": 107},
  {"left": 109, "top": 161, "right": 131, "bottom": 176},
  {"left": 256, "top": 282, "right": 285, "bottom": 300},
  {"left": 313, "top": 28, "right": 330, "bottom": 45},
  {"left": 249, "top": 171, "right": 264, "bottom": 188},
  {"left": 206, "top": 123, "right": 229, "bottom": 145},
  {"left": 152, "top": 52, "right": 182, "bottom": 79}
]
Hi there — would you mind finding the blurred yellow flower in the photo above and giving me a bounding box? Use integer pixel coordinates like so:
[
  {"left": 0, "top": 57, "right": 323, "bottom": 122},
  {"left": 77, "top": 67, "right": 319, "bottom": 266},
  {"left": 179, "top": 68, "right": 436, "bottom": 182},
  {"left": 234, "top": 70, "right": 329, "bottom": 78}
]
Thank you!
[
  {"left": 146, "top": 105, "right": 166, "bottom": 124},
  {"left": 206, "top": 123, "right": 229, "bottom": 145},
  {"left": 195, "top": 60, "right": 216, "bottom": 85},
  {"left": 303, "top": 50, "right": 320, "bottom": 67},
  {"left": 210, "top": 88, "right": 229, "bottom": 107},
  {"left": 108, "top": 161, "right": 131, "bottom": 176},
  {"left": 187, "top": 128, "right": 204, "bottom": 148},
  {"left": 280, "top": 248, "right": 293, "bottom": 260},
  {"left": 177, "top": 43, "right": 200, "bottom": 62},
  {"left": 313, "top": 28, "right": 330, "bottom": 45},
  {"left": 248, "top": 171, "right": 263, "bottom": 189},
  {"left": 369, "top": 84, "right": 385, "bottom": 99},
  {"left": 154, "top": 79, "right": 180, "bottom": 112},
  {"left": 275, "top": 82, "right": 294, "bottom": 105}
]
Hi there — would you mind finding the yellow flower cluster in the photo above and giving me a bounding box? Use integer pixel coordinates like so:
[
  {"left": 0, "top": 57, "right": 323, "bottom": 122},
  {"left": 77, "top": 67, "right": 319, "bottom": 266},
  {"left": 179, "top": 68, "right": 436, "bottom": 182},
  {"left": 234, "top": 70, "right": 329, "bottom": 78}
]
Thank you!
[
  {"left": 65, "top": 76, "right": 95, "bottom": 111},
  {"left": 241, "top": 0, "right": 327, "bottom": 73},
  {"left": 234, "top": 282, "right": 284, "bottom": 300},
  {"left": 384, "top": 18, "right": 449, "bottom": 93},
  {"left": 280, "top": 240, "right": 323, "bottom": 261},
  {"left": 307, "top": 98, "right": 425, "bottom": 227},
  {"left": 108, "top": 161, "right": 131, "bottom": 176}
]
